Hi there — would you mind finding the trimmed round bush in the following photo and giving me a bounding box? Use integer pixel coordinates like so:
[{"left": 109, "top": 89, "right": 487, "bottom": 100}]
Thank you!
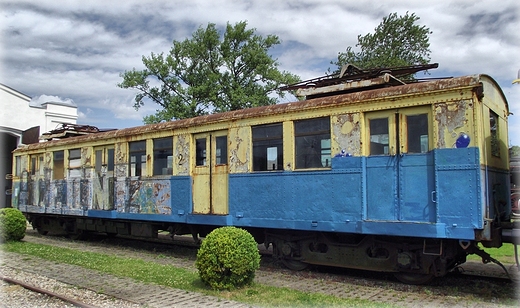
[
  {"left": 0, "top": 208, "right": 26, "bottom": 242},
  {"left": 196, "top": 226, "right": 260, "bottom": 290}
]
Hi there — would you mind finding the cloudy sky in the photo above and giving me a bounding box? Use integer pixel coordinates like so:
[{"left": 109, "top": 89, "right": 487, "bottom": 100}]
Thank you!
[{"left": 2, "top": 0, "right": 520, "bottom": 144}]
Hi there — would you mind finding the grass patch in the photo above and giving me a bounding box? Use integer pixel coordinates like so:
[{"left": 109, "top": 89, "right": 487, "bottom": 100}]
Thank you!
[
  {"left": 467, "top": 243, "right": 517, "bottom": 263},
  {"left": 2, "top": 241, "right": 392, "bottom": 307}
]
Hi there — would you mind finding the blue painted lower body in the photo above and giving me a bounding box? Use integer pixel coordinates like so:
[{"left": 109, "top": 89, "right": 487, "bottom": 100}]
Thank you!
[
  {"left": 16, "top": 148, "right": 492, "bottom": 241},
  {"left": 228, "top": 148, "right": 484, "bottom": 240}
]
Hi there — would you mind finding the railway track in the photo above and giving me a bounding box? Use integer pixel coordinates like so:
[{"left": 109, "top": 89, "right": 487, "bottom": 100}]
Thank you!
[
  {"left": 5, "top": 229, "right": 518, "bottom": 307},
  {"left": 0, "top": 274, "right": 99, "bottom": 308},
  {"left": 24, "top": 228, "right": 518, "bottom": 283},
  {"left": 75, "top": 230, "right": 519, "bottom": 282}
]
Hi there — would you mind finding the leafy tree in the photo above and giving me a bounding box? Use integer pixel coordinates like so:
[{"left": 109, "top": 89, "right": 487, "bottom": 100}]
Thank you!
[
  {"left": 332, "top": 12, "right": 432, "bottom": 71},
  {"left": 119, "top": 21, "right": 300, "bottom": 123}
]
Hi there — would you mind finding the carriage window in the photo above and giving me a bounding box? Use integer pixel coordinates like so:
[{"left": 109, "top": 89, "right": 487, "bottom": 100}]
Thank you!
[
  {"left": 30, "top": 156, "right": 37, "bottom": 175},
  {"left": 107, "top": 148, "right": 115, "bottom": 172},
  {"left": 15, "top": 156, "right": 22, "bottom": 177},
  {"left": 295, "top": 117, "right": 331, "bottom": 169},
  {"left": 369, "top": 118, "right": 389, "bottom": 155},
  {"left": 129, "top": 141, "right": 146, "bottom": 176},
  {"left": 407, "top": 114, "right": 428, "bottom": 153},
  {"left": 153, "top": 137, "right": 173, "bottom": 175},
  {"left": 490, "top": 111, "right": 500, "bottom": 157},
  {"left": 53, "top": 151, "right": 64, "bottom": 180},
  {"left": 95, "top": 150, "right": 102, "bottom": 174},
  {"left": 196, "top": 138, "right": 207, "bottom": 166},
  {"left": 95, "top": 147, "right": 115, "bottom": 174},
  {"left": 215, "top": 136, "right": 227, "bottom": 165},
  {"left": 69, "top": 148, "right": 82, "bottom": 178},
  {"left": 253, "top": 123, "right": 283, "bottom": 171}
]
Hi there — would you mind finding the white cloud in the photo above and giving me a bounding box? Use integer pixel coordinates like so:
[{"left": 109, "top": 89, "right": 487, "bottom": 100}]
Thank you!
[
  {"left": 2, "top": 0, "right": 520, "bottom": 142},
  {"left": 29, "top": 94, "right": 76, "bottom": 107}
]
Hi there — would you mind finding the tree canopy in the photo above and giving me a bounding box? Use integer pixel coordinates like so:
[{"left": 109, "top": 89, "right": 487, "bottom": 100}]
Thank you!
[
  {"left": 119, "top": 21, "right": 300, "bottom": 123},
  {"left": 332, "top": 12, "right": 432, "bottom": 71}
]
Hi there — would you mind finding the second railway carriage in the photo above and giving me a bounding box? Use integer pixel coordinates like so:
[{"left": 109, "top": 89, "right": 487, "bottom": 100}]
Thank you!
[{"left": 10, "top": 65, "right": 516, "bottom": 284}]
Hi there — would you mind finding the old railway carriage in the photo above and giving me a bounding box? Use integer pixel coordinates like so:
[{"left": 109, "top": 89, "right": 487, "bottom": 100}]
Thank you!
[{"left": 11, "top": 70, "right": 515, "bottom": 284}]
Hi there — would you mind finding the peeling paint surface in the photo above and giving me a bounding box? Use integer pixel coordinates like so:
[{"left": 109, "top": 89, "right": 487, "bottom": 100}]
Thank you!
[
  {"left": 332, "top": 113, "right": 361, "bottom": 156},
  {"left": 127, "top": 180, "right": 172, "bottom": 214},
  {"left": 174, "top": 134, "right": 190, "bottom": 175},
  {"left": 435, "top": 100, "right": 470, "bottom": 148},
  {"left": 229, "top": 127, "right": 250, "bottom": 173},
  {"left": 16, "top": 172, "right": 173, "bottom": 215},
  {"left": 114, "top": 143, "right": 127, "bottom": 177},
  {"left": 92, "top": 174, "right": 114, "bottom": 210},
  {"left": 81, "top": 147, "right": 92, "bottom": 166}
]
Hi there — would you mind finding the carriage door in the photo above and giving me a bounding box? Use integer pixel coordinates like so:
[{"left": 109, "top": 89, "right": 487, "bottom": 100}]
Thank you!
[
  {"left": 192, "top": 131, "right": 229, "bottom": 215},
  {"left": 365, "top": 107, "right": 434, "bottom": 222},
  {"left": 366, "top": 111, "right": 398, "bottom": 220}
]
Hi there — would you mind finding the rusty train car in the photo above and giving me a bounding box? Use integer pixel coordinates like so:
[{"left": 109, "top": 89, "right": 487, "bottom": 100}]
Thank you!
[{"left": 10, "top": 65, "right": 519, "bottom": 284}]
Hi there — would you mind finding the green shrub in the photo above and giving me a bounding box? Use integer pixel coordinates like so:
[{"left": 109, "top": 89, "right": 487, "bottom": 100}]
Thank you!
[
  {"left": 195, "top": 226, "right": 260, "bottom": 290},
  {"left": 0, "top": 208, "right": 26, "bottom": 242}
]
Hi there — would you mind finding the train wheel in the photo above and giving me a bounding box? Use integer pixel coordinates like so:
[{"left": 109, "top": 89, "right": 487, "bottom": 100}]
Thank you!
[
  {"left": 281, "top": 258, "right": 309, "bottom": 271},
  {"left": 36, "top": 228, "right": 48, "bottom": 235},
  {"left": 106, "top": 232, "right": 118, "bottom": 238},
  {"left": 67, "top": 229, "right": 87, "bottom": 240},
  {"left": 393, "top": 272, "right": 434, "bottom": 285}
]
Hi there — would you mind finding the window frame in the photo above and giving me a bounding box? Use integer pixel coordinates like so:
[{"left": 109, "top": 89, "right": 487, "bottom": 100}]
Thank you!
[
  {"left": 252, "top": 123, "right": 284, "bottom": 171},
  {"left": 399, "top": 108, "right": 432, "bottom": 154},
  {"left": 365, "top": 107, "right": 431, "bottom": 156},
  {"left": 95, "top": 146, "right": 115, "bottom": 175},
  {"left": 153, "top": 137, "right": 173, "bottom": 175},
  {"left": 53, "top": 150, "right": 65, "bottom": 180},
  {"left": 490, "top": 110, "right": 500, "bottom": 157},
  {"left": 294, "top": 117, "right": 331, "bottom": 169},
  {"left": 68, "top": 148, "right": 82, "bottom": 178},
  {"left": 129, "top": 140, "right": 147, "bottom": 177}
]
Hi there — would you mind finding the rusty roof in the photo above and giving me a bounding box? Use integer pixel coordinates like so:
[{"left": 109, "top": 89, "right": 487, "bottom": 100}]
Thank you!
[{"left": 14, "top": 74, "right": 505, "bottom": 152}]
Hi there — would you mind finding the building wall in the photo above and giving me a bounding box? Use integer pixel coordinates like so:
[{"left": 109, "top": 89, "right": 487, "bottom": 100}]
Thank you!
[{"left": 0, "top": 83, "right": 78, "bottom": 207}]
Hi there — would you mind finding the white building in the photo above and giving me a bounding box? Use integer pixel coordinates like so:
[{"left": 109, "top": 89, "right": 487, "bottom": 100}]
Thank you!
[{"left": 0, "top": 83, "right": 78, "bottom": 208}]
